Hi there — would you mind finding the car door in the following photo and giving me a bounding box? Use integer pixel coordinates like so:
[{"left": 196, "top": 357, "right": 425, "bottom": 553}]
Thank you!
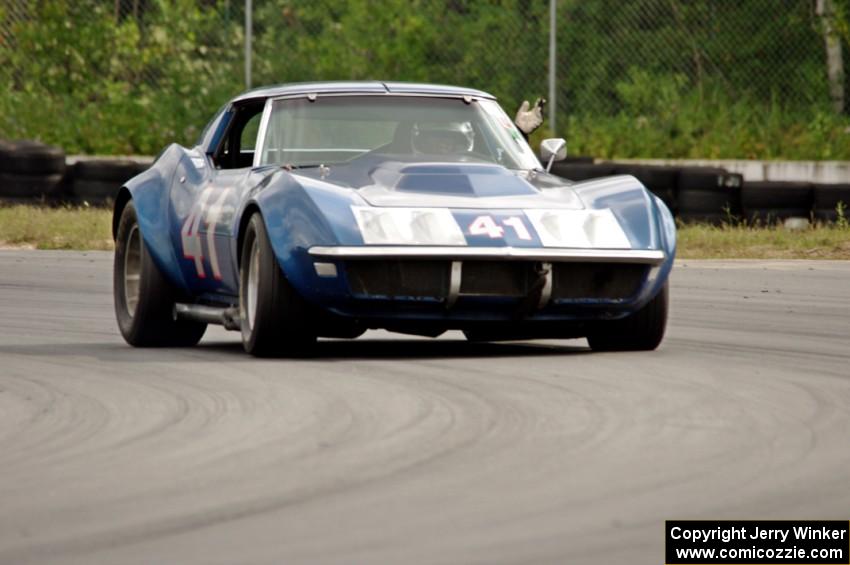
[{"left": 170, "top": 101, "right": 266, "bottom": 299}]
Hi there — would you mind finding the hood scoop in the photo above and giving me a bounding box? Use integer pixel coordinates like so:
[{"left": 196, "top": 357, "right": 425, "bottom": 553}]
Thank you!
[{"left": 374, "top": 162, "right": 538, "bottom": 197}]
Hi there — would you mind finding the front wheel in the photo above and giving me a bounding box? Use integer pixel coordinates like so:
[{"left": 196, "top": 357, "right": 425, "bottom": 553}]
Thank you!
[
  {"left": 239, "top": 212, "right": 316, "bottom": 357},
  {"left": 113, "top": 201, "right": 206, "bottom": 346},
  {"left": 586, "top": 283, "right": 669, "bottom": 352}
]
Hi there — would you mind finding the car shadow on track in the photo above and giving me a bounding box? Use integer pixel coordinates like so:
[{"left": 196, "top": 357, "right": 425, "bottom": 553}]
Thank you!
[
  {"left": 197, "top": 337, "right": 591, "bottom": 361},
  {"left": 0, "top": 337, "right": 590, "bottom": 363}
]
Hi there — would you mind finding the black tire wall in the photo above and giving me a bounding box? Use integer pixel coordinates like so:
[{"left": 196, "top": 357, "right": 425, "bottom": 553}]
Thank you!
[
  {"left": 677, "top": 167, "right": 743, "bottom": 223},
  {"left": 741, "top": 181, "right": 813, "bottom": 222},
  {"left": 0, "top": 141, "right": 66, "bottom": 200},
  {"left": 70, "top": 160, "right": 147, "bottom": 205},
  {"left": 813, "top": 184, "right": 850, "bottom": 222},
  {"left": 0, "top": 141, "right": 66, "bottom": 175},
  {"left": 2, "top": 138, "right": 848, "bottom": 225}
]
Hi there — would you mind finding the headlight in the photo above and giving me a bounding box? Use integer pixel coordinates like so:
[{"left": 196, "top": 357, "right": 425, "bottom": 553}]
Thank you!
[
  {"left": 523, "top": 209, "right": 632, "bottom": 248},
  {"left": 352, "top": 206, "right": 466, "bottom": 245}
]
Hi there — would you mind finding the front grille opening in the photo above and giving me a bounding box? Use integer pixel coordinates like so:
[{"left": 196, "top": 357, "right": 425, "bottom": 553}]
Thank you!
[
  {"left": 346, "top": 260, "right": 448, "bottom": 299},
  {"left": 459, "top": 261, "right": 534, "bottom": 296},
  {"left": 344, "top": 259, "right": 649, "bottom": 303},
  {"left": 552, "top": 263, "right": 647, "bottom": 300}
]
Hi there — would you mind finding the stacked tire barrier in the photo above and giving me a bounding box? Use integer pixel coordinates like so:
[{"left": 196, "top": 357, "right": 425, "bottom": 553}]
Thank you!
[
  {"left": 1, "top": 141, "right": 848, "bottom": 222},
  {"left": 0, "top": 139, "right": 148, "bottom": 207},
  {"left": 68, "top": 159, "right": 147, "bottom": 205},
  {"left": 813, "top": 184, "right": 850, "bottom": 222},
  {"left": 550, "top": 160, "right": 848, "bottom": 224},
  {"left": 0, "top": 141, "right": 66, "bottom": 203},
  {"left": 676, "top": 167, "right": 743, "bottom": 223},
  {"left": 741, "top": 181, "right": 812, "bottom": 223}
]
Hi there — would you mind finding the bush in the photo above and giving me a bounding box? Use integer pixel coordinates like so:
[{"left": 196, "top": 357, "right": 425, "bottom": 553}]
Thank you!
[
  {"left": 0, "top": 0, "right": 242, "bottom": 154},
  {"left": 1, "top": 1, "right": 848, "bottom": 159},
  {"left": 566, "top": 72, "right": 850, "bottom": 160}
]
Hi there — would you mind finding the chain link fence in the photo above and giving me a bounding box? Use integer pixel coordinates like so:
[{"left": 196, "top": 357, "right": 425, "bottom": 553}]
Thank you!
[
  {"left": 562, "top": 1, "right": 838, "bottom": 111},
  {"left": 0, "top": 0, "right": 847, "bottom": 156},
  {"left": 0, "top": 0, "right": 246, "bottom": 154}
]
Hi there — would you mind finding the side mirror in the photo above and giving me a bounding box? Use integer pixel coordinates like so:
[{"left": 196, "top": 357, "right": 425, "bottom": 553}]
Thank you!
[{"left": 540, "top": 138, "right": 567, "bottom": 172}]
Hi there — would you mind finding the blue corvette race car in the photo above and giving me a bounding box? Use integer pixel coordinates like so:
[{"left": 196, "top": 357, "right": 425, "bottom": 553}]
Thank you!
[{"left": 113, "top": 81, "right": 675, "bottom": 356}]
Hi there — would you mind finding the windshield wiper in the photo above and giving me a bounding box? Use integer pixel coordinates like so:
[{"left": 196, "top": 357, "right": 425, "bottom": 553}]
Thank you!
[
  {"left": 282, "top": 163, "right": 332, "bottom": 178},
  {"left": 281, "top": 163, "right": 322, "bottom": 170}
]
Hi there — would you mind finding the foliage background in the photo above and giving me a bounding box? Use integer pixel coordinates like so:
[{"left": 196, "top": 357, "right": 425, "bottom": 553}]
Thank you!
[{"left": 1, "top": 0, "right": 849, "bottom": 158}]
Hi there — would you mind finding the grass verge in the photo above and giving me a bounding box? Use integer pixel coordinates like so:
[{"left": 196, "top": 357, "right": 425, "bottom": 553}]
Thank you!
[
  {"left": 678, "top": 222, "right": 850, "bottom": 259},
  {"left": 0, "top": 205, "right": 848, "bottom": 259},
  {"left": 0, "top": 205, "right": 113, "bottom": 250}
]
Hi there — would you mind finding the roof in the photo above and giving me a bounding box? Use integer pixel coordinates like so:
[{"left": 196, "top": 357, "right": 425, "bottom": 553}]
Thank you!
[{"left": 231, "top": 81, "right": 496, "bottom": 104}]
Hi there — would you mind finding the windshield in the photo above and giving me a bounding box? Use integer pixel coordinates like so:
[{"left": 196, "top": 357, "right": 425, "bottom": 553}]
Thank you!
[{"left": 258, "top": 95, "right": 541, "bottom": 170}]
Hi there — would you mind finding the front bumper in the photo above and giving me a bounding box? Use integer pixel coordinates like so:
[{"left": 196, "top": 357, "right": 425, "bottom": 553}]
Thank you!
[
  {"left": 303, "top": 246, "right": 667, "bottom": 323},
  {"left": 309, "top": 246, "right": 665, "bottom": 264}
]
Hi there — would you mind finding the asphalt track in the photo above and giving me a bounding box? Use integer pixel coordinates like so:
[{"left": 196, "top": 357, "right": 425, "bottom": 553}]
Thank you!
[{"left": 0, "top": 250, "right": 848, "bottom": 565}]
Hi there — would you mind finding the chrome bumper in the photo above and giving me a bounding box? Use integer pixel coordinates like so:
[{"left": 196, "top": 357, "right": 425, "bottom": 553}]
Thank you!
[{"left": 308, "top": 246, "right": 666, "bottom": 265}]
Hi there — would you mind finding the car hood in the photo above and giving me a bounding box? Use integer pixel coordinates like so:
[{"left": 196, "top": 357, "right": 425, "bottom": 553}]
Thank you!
[{"left": 295, "top": 160, "right": 585, "bottom": 210}]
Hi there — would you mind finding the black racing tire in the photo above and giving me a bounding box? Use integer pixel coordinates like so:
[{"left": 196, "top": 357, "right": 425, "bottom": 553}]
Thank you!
[
  {"left": 0, "top": 172, "right": 65, "bottom": 199},
  {"left": 239, "top": 212, "right": 316, "bottom": 357},
  {"left": 73, "top": 160, "right": 147, "bottom": 183},
  {"left": 813, "top": 184, "right": 850, "bottom": 222},
  {"left": 114, "top": 201, "right": 206, "bottom": 347},
  {"left": 586, "top": 283, "right": 669, "bottom": 352},
  {"left": 677, "top": 167, "right": 743, "bottom": 218},
  {"left": 678, "top": 188, "right": 741, "bottom": 217},
  {"left": 741, "top": 181, "right": 812, "bottom": 222},
  {"left": 72, "top": 179, "right": 120, "bottom": 205},
  {"left": 0, "top": 140, "right": 66, "bottom": 175},
  {"left": 677, "top": 167, "right": 743, "bottom": 191}
]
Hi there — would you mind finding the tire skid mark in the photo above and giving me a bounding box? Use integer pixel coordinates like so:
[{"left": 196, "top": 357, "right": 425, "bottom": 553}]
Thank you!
[
  {"left": 1, "top": 253, "right": 850, "bottom": 565},
  {"left": 0, "top": 361, "right": 501, "bottom": 560}
]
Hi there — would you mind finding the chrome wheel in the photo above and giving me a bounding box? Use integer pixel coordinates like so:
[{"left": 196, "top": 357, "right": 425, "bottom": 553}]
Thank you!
[
  {"left": 123, "top": 224, "right": 141, "bottom": 317},
  {"left": 246, "top": 237, "right": 260, "bottom": 331},
  {"left": 238, "top": 212, "right": 316, "bottom": 356}
]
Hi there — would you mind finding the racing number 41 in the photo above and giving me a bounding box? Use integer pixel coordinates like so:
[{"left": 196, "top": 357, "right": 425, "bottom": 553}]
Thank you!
[
  {"left": 181, "top": 187, "right": 230, "bottom": 280},
  {"left": 468, "top": 215, "right": 532, "bottom": 240}
]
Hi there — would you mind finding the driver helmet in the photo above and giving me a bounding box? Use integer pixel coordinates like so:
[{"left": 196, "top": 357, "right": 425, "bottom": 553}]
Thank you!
[{"left": 411, "top": 121, "right": 475, "bottom": 154}]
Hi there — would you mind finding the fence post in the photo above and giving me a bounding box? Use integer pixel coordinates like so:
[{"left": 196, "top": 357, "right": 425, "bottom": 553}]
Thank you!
[
  {"left": 816, "top": 0, "right": 845, "bottom": 114},
  {"left": 548, "top": 0, "right": 557, "bottom": 135},
  {"left": 245, "top": 0, "right": 253, "bottom": 89}
]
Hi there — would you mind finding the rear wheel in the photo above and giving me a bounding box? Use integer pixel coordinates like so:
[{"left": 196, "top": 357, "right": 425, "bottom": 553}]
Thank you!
[
  {"left": 586, "top": 283, "right": 668, "bottom": 352},
  {"left": 113, "top": 201, "right": 206, "bottom": 346},
  {"left": 239, "top": 212, "right": 316, "bottom": 357}
]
